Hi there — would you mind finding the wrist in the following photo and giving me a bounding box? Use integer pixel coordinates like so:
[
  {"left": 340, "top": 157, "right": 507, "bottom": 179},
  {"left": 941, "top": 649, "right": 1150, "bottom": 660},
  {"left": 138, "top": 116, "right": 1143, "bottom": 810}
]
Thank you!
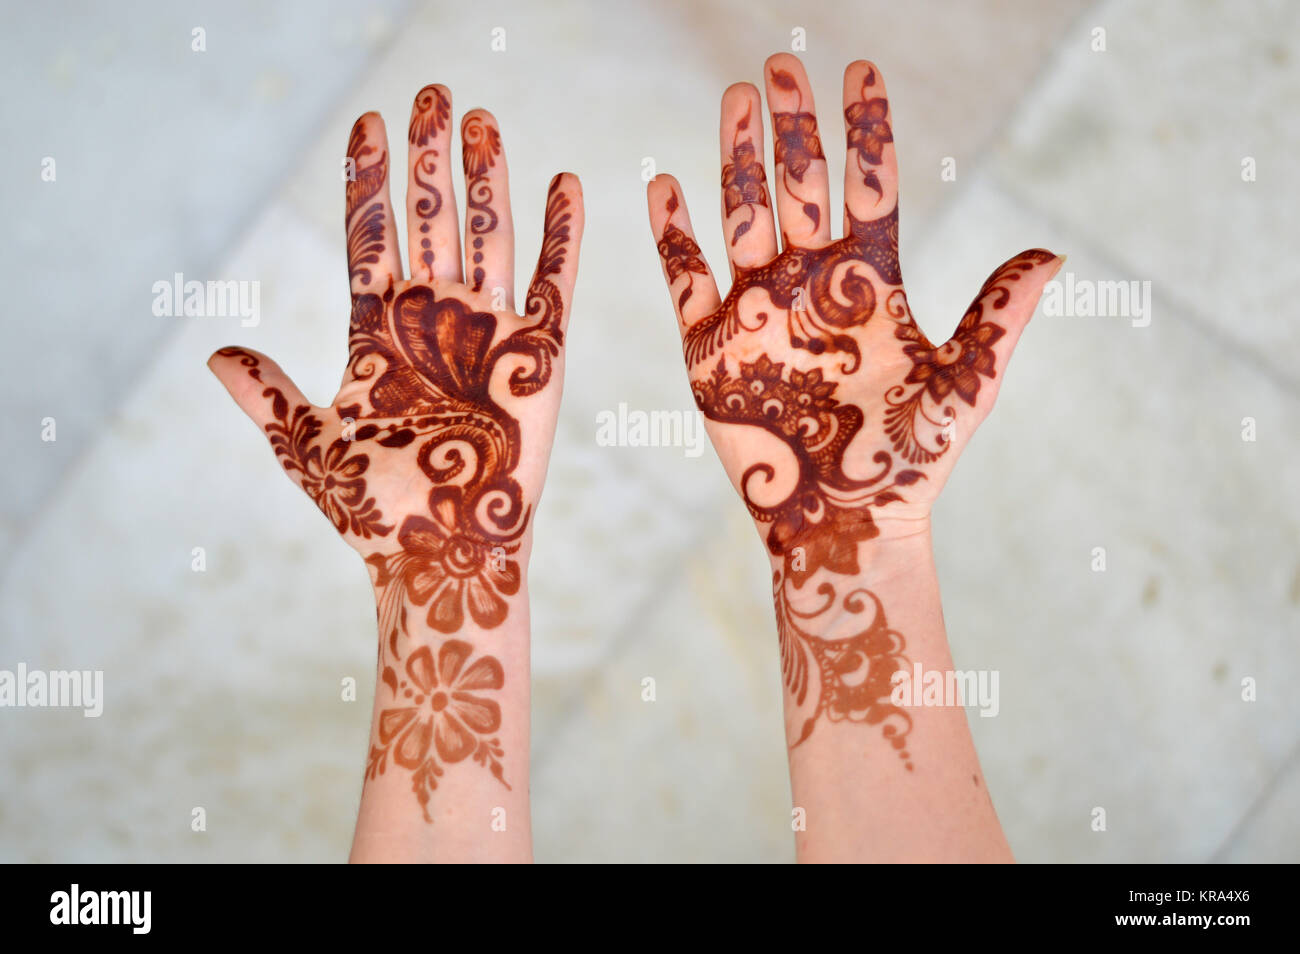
[{"left": 765, "top": 507, "right": 933, "bottom": 598}]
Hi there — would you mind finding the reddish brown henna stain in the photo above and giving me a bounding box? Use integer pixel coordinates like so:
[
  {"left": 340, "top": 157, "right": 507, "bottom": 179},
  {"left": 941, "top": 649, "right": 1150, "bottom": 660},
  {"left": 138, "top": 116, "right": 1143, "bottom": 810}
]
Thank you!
[
  {"left": 366, "top": 640, "right": 509, "bottom": 821},
  {"left": 214, "top": 348, "right": 392, "bottom": 538}
]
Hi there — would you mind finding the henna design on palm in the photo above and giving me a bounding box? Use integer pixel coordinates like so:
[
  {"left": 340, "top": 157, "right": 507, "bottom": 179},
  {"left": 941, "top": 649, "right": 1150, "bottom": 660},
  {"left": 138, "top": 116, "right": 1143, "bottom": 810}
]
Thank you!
[
  {"left": 649, "top": 56, "right": 1060, "bottom": 764},
  {"left": 211, "top": 86, "right": 582, "bottom": 821}
]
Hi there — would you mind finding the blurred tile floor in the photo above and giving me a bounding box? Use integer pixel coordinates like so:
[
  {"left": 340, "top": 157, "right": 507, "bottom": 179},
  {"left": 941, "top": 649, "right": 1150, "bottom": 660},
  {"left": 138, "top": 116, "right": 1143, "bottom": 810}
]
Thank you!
[{"left": 1, "top": 0, "right": 1296, "bottom": 862}]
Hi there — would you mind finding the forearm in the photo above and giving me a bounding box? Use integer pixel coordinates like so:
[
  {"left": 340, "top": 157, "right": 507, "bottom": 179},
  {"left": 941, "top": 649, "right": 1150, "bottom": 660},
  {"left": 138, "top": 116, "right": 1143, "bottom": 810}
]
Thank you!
[
  {"left": 777, "top": 526, "right": 1012, "bottom": 863},
  {"left": 350, "top": 571, "right": 532, "bottom": 863}
]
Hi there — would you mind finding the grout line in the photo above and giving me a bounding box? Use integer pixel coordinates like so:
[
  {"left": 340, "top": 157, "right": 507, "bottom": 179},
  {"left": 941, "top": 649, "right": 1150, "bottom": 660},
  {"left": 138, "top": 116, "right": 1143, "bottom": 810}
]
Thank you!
[
  {"left": 529, "top": 455, "right": 727, "bottom": 770},
  {"left": 0, "top": 2, "right": 421, "bottom": 586},
  {"left": 1208, "top": 738, "right": 1300, "bottom": 862},
  {"left": 985, "top": 173, "right": 1300, "bottom": 402},
  {"left": 903, "top": 0, "right": 1105, "bottom": 246}
]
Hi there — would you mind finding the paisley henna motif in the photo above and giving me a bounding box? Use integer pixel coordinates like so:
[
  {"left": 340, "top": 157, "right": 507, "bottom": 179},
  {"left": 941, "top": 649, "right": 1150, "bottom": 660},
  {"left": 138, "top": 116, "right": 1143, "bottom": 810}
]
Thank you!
[
  {"left": 678, "top": 204, "right": 900, "bottom": 371},
  {"left": 691, "top": 354, "right": 920, "bottom": 763}
]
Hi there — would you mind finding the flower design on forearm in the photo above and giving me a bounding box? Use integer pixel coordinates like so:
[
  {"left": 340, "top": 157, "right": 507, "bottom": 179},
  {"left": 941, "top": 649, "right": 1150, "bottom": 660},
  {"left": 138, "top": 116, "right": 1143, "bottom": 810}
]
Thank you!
[{"left": 369, "top": 640, "right": 509, "bottom": 821}]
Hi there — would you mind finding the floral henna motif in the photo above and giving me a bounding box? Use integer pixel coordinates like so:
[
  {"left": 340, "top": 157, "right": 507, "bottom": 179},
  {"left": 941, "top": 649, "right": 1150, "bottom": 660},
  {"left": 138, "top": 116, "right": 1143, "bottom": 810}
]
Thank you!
[
  {"left": 365, "top": 640, "right": 509, "bottom": 822},
  {"left": 721, "top": 104, "right": 770, "bottom": 246},
  {"left": 367, "top": 487, "right": 522, "bottom": 636},
  {"left": 769, "top": 67, "right": 825, "bottom": 231},
  {"left": 657, "top": 192, "right": 710, "bottom": 313},
  {"left": 884, "top": 248, "right": 1055, "bottom": 463},
  {"left": 844, "top": 66, "right": 892, "bottom": 201},
  {"left": 409, "top": 86, "right": 451, "bottom": 281},
  {"left": 214, "top": 347, "right": 392, "bottom": 539},
  {"left": 461, "top": 115, "right": 502, "bottom": 291}
]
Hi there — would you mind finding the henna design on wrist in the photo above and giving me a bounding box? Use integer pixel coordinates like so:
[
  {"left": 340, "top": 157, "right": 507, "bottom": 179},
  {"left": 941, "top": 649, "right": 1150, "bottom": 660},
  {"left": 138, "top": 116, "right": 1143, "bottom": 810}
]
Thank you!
[
  {"left": 769, "top": 67, "right": 825, "bottom": 231},
  {"left": 350, "top": 185, "right": 569, "bottom": 818},
  {"left": 721, "top": 104, "right": 770, "bottom": 246},
  {"left": 409, "top": 85, "right": 451, "bottom": 281},
  {"left": 461, "top": 115, "right": 502, "bottom": 291},
  {"left": 692, "top": 353, "right": 918, "bottom": 764},
  {"left": 365, "top": 639, "right": 509, "bottom": 821}
]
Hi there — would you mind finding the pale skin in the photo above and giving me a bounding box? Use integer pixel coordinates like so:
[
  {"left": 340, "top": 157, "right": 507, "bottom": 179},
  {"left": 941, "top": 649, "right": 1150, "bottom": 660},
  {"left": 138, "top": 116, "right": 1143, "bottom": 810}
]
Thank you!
[
  {"left": 210, "top": 86, "right": 583, "bottom": 863},
  {"left": 647, "top": 54, "right": 1063, "bottom": 862}
]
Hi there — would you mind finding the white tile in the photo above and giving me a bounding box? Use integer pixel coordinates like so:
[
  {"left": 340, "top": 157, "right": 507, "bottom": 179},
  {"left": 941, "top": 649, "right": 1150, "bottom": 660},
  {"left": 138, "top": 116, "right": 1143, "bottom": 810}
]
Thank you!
[
  {"left": 532, "top": 504, "right": 795, "bottom": 863},
  {"left": 1215, "top": 748, "right": 1300, "bottom": 863},
  {"left": 991, "top": 0, "right": 1300, "bottom": 390},
  {"left": 0, "top": 0, "right": 412, "bottom": 560},
  {"left": 0, "top": 204, "right": 374, "bottom": 861},
  {"left": 918, "top": 178, "right": 1300, "bottom": 862}
]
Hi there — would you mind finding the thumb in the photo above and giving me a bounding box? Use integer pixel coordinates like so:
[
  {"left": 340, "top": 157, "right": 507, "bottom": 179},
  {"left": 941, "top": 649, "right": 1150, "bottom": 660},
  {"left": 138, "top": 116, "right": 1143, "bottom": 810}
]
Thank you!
[
  {"left": 207, "top": 346, "right": 311, "bottom": 430},
  {"left": 961, "top": 248, "right": 1064, "bottom": 371},
  {"left": 942, "top": 249, "right": 1064, "bottom": 422}
]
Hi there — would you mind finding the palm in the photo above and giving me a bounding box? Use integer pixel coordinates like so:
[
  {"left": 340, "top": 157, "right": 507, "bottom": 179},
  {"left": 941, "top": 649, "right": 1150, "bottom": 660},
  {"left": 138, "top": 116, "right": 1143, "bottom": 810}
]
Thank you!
[
  {"left": 650, "top": 56, "right": 1059, "bottom": 560},
  {"left": 213, "top": 86, "right": 580, "bottom": 628}
]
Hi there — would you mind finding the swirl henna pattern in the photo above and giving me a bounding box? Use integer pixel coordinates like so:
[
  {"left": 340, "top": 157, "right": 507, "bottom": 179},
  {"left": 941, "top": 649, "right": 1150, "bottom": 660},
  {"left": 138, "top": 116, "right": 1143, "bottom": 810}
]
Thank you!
[
  {"left": 213, "top": 92, "right": 578, "bottom": 823},
  {"left": 462, "top": 115, "right": 502, "bottom": 292},
  {"left": 409, "top": 85, "right": 451, "bottom": 282},
  {"left": 653, "top": 60, "right": 1057, "bottom": 768}
]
